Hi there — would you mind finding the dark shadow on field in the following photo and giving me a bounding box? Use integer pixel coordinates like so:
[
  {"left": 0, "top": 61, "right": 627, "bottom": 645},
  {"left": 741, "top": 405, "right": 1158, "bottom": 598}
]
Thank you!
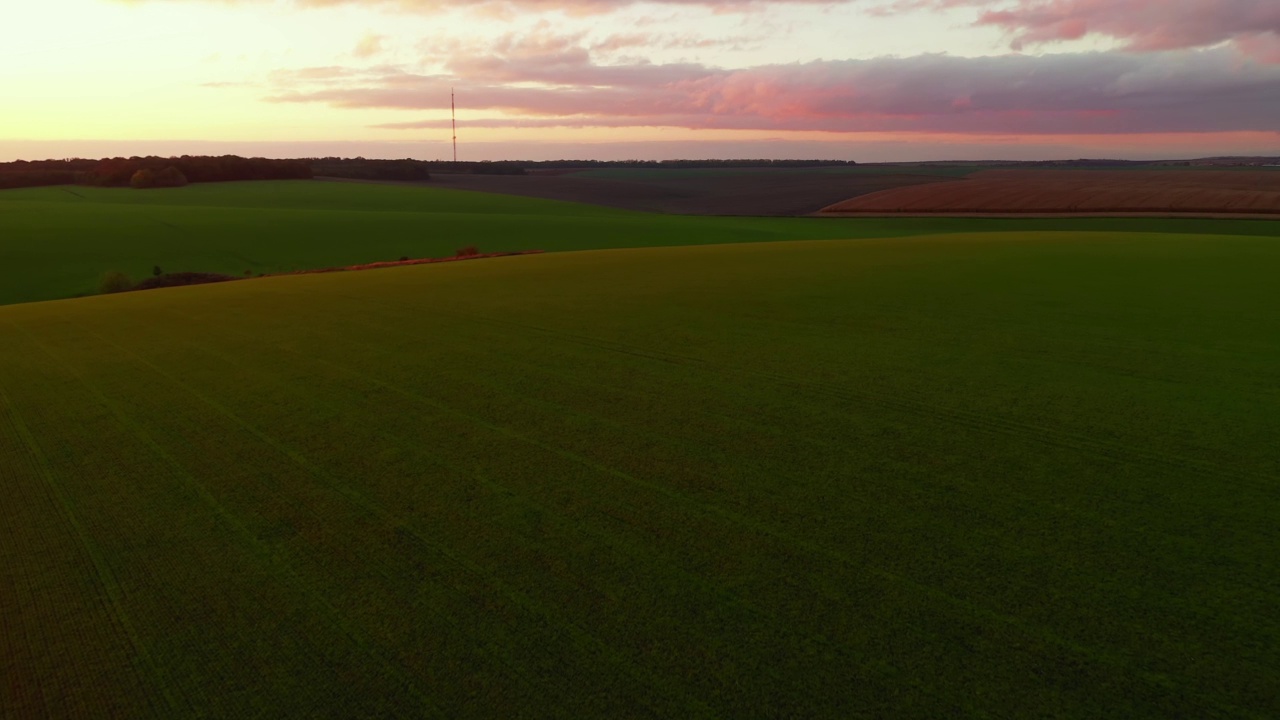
[{"left": 319, "top": 169, "right": 954, "bottom": 217}]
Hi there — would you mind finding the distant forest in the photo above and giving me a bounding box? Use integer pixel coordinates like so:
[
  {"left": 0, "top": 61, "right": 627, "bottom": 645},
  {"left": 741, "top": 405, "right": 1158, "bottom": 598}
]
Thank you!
[
  {"left": 5, "top": 154, "right": 1278, "bottom": 191},
  {"left": 0, "top": 156, "right": 312, "bottom": 190},
  {"left": 0, "top": 155, "right": 863, "bottom": 190},
  {"left": 309, "top": 157, "right": 858, "bottom": 180}
]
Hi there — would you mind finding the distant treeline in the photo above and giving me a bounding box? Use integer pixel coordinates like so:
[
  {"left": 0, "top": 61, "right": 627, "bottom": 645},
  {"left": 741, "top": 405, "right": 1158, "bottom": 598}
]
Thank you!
[
  {"left": 308, "top": 157, "right": 858, "bottom": 180},
  {"left": 82, "top": 156, "right": 312, "bottom": 186},
  {"left": 0, "top": 156, "right": 312, "bottom": 190},
  {"left": 310, "top": 158, "right": 438, "bottom": 181},
  {"left": 0, "top": 159, "right": 96, "bottom": 189},
  {"left": 524, "top": 159, "right": 857, "bottom": 169},
  {"left": 311, "top": 158, "right": 527, "bottom": 178},
  {"left": 0, "top": 155, "right": 860, "bottom": 190}
]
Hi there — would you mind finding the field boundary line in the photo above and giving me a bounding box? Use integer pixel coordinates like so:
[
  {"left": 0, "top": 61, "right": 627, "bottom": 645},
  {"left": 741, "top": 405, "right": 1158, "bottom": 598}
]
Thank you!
[
  {"left": 21, "top": 321, "right": 447, "bottom": 720},
  {"left": 85, "top": 327, "right": 720, "bottom": 720}
]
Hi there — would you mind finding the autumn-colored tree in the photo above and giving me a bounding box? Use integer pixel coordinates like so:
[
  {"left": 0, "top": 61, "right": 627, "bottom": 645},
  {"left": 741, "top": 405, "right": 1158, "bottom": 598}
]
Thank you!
[{"left": 129, "top": 168, "right": 155, "bottom": 189}]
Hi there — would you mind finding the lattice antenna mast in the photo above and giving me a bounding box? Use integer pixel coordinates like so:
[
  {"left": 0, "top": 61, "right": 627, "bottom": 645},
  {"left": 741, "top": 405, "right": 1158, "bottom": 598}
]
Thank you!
[{"left": 451, "top": 88, "right": 458, "bottom": 164}]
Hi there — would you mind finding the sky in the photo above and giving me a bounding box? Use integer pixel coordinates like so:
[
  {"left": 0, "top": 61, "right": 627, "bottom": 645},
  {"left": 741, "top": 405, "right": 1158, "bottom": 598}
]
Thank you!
[{"left": 2, "top": 0, "right": 1280, "bottom": 162}]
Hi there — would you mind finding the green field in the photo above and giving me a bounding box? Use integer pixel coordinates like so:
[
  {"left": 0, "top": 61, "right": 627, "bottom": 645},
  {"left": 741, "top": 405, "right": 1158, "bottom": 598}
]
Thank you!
[
  {"left": 4, "top": 180, "right": 1280, "bottom": 305},
  {"left": 3, "top": 231, "right": 1278, "bottom": 717}
]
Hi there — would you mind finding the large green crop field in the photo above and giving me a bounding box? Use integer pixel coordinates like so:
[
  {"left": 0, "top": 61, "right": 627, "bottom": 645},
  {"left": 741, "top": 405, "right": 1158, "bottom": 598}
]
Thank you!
[
  {"left": 3, "top": 230, "right": 1278, "bottom": 717},
  {"left": 3, "top": 180, "right": 1279, "bottom": 305}
]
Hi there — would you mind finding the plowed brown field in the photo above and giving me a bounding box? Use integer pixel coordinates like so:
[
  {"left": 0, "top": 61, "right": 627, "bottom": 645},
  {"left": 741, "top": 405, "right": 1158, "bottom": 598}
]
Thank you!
[{"left": 821, "top": 169, "right": 1280, "bottom": 216}]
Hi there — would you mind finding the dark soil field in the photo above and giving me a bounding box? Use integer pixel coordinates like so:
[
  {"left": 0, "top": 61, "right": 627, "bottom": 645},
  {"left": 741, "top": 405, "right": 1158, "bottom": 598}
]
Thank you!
[
  {"left": 822, "top": 169, "right": 1280, "bottom": 216},
  {"left": 388, "top": 166, "right": 957, "bottom": 216}
]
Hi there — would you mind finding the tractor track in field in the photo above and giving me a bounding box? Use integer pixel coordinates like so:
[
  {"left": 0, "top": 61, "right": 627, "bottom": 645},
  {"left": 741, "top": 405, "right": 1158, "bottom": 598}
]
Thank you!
[
  {"left": 0, "top": 335, "right": 181, "bottom": 719},
  {"left": 9, "top": 319, "right": 446, "bottom": 719},
  {"left": 73, "top": 330, "right": 658, "bottom": 719},
  {"left": 157, "top": 321, "right": 988, "bottom": 718},
  {"left": 75, "top": 319, "right": 720, "bottom": 720},
  {"left": 438, "top": 313, "right": 1280, "bottom": 595},
  {"left": 115, "top": 299, "right": 1131, "bottom": 710},
  {"left": 197, "top": 308, "right": 1266, "bottom": 712},
  {"left": 425, "top": 311, "right": 1280, "bottom": 585},
  {"left": 436, "top": 318, "right": 1280, "bottom": 556},
  {"left": 6, "top": 230, "right": 1278, "bottom": 718},
  {"left": 289, "top": 319, "right": 1278, "bottom": 717},
  {"left": 455, "top": 312, "right": 1272, "bottom": 492}
]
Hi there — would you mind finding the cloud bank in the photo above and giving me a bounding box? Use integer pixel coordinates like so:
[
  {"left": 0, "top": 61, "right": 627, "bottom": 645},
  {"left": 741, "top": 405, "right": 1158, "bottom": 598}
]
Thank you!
[
  {"left": 119, "top": 0, "right": 848, "bottom": 15},
  {"left": 879, "top": 0, "right": 1280, "bottom": 61},
  {"left": 976, "top": 0, "right": 1280, "bottom": 55},
  {"left": 117, "top": 0, "right": 1280, "bottom": 61},
  {"left": 263, "top": 33, "right": 1280, "bottom": 135}
]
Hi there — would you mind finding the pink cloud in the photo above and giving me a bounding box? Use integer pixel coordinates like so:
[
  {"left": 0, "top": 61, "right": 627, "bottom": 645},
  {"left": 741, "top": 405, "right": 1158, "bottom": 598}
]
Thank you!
[
  {"left": 886, "top": 0, "right": 1280, "bottom": 62},
  {"left": 259, "top": 37, "right": 1280, "bottom": 135},
  {"left": 982, "top": 0, "right": 1279, "bottom": 52},
  {"left": 121, "top": 0, "right": 847, "bottom": 16}
]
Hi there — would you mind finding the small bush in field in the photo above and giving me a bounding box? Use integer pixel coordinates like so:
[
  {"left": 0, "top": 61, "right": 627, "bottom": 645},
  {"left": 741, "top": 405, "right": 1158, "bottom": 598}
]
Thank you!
[
  {"left": 456, "top": 246, "right": 480, "bottom": 257},
  {"left": 399, "top": 256, "right": 409, "bottom": 262},
  {"left": 153, "top": 265, "right": 163, "bottom": 277},
  {"left": 99, "top": 271, "right": 133, "bottom": 294}
]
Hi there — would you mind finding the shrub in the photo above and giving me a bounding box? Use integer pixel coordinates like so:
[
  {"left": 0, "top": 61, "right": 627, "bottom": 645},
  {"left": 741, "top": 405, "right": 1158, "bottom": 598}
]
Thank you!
[
  {"left": 130, "top": 166, "right": 189, "bottom": 189},
  {"left": 99, "top": 271, "right": 134, "bottom": 294},
  {"left": 153, "top": 265, "right": 163, "bottom": 277},
  {"left": 130, "top": 169, "right": 155, "bottom": 189},
  {"left": 456, "top": 246, "right": 480, "bottom": 257},
  {"left": 399, "top": 256, "right": 409, "bottom": 262}
]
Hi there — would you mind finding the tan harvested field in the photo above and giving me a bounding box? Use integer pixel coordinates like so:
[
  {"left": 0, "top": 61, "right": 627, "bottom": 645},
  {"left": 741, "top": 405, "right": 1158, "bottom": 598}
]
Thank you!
[{"left": 821, "top": 169, "right": 1280, "bottom": 217}]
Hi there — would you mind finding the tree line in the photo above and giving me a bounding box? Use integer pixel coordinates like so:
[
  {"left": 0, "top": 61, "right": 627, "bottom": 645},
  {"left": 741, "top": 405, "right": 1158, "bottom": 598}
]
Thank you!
[
  {"left": 0, "top": 155, "right": 859, "bottom": 191},
  {"left": 0, "top": 155, "right": 312, "bottom": 190},
  {"left": 306, "top": 157, "right": 857, "bottom": 179}
]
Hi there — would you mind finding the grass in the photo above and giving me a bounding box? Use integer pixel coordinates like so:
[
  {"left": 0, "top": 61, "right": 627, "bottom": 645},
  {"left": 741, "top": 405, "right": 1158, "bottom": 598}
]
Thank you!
[
  {"left": 3, "top": 180, "right": 1280, "bottom": 305},
  {"left": 2, "top": 232, "right": 1278, "bottom": 717}
]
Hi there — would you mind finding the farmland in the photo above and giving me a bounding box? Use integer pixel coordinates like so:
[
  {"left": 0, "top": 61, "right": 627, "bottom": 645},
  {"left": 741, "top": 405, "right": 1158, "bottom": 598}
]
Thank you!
[
  {"left": 418, "top": 164, "right": 965, "bottom": 215},
  {"left": 4, "top": 180, "right": 1280, "bottom": 306},
  {"left": 3, "top": 232, "right": 1280, "bottom": 717},
  {"left": 822, "top": 168, "right": 1280, "bottom": 216}
]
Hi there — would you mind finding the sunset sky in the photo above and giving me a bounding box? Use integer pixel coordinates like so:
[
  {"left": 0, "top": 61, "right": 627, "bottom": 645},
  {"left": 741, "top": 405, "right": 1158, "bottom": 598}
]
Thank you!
[{"left": 3, "top": 0, "right": 1279, "bottom": 161}]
